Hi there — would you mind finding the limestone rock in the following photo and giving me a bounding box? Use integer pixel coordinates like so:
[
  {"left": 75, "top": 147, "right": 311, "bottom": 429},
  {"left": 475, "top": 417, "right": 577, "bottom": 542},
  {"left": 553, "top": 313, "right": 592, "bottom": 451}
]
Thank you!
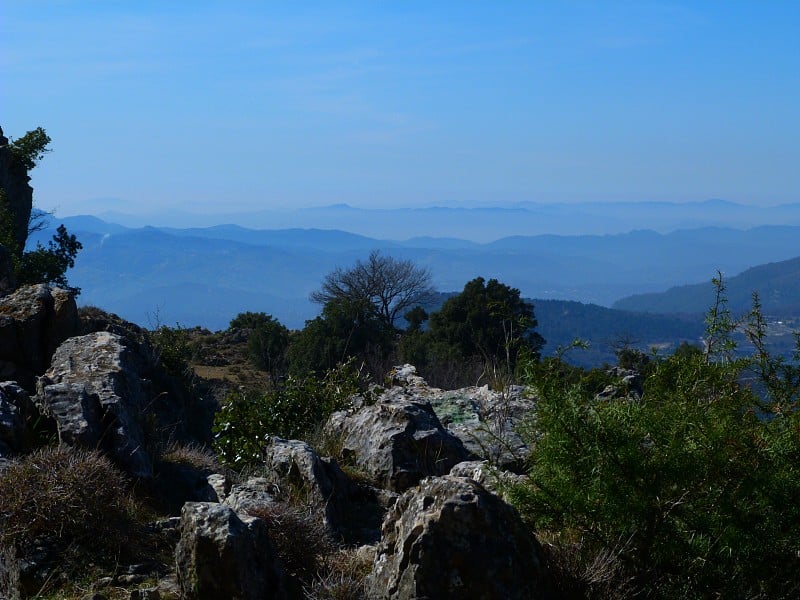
[
  {"left": 175, "top": 502, "right": 286, "bottom": 600},
  {"left": 324, "top": 387, "right": 471, "bottom": 493},
  {"left": 0, "top": 382, "right": 34, "bottom": 455},
  {"left": 367, "top": 475, "right": 553, "bottom": 599},
  {"left": 0, "top": 126, "right": 33, "bottom": 252},
  {"left": 223, "top": 477, "right": 280, "bottom": 515},
  {"left": 0, "top": 245, "right": 15, "bottom": 296},
  {"left": 263, "top": 437, "right": 354, "bottom": 530},
  {"left": 449, "top": 459, "right": 529, "bottom": 496},
  {"left": 0, "top": 284, "right": 80, "bottom": 388},
  {"left": 35, "top": 332, "right": 156, "bottom": 477}
]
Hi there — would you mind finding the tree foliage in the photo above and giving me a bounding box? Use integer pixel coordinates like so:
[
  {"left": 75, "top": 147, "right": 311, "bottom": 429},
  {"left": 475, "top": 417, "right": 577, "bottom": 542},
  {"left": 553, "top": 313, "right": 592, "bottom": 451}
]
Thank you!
[
  {"left": 230, "top": 312, "right": 290, "bottom": 383},
  {"left": 1, "top": 129, "right": 82, "bottom": 292},
  {"left": 16, "top": 224, "right": 82, "bottom": 291},
  {"left": 9, "top": 127, "right": 52, "bottom": 171},
  {"left": 511, "top": 277, "right": 800, "bottom": 598},
  {"left": 287, "top": 298, "right": 392, "bottom": 377},
  {"left": 310, "top": 250, "right": 434, "bottom": 329},
  {"left": 427, "top": 277, "right": 545, "bottom": 369}
]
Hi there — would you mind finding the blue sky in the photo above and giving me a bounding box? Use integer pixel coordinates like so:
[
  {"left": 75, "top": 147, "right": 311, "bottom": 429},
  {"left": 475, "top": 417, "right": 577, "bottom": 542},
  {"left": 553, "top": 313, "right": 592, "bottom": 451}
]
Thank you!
[{"left": 2, "top": 1, "right": 798, "bottom": 217}]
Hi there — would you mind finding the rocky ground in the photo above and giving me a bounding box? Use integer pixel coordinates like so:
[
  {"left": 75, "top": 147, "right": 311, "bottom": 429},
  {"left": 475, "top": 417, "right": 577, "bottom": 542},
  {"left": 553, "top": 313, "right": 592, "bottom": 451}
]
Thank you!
[{"left": 0, "top": 284, "right": 556, "bottom": 599}]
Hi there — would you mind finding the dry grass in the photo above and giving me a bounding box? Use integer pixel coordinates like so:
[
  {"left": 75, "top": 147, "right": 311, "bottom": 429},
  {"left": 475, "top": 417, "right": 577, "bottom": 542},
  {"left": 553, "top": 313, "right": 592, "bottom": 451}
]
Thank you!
[
  {"left": 246, "top": 503, "right": 335, "bottom": 591},
  {"left": 537, "top": 531, "right": 638, "bottom": 600},
  {"left": 159, "top": 441, "right": 221, "bottom": 472},
  {"left": 303, "top": 547, "right": 372, "bottom": 600},
  {"left": 0, "top": 447, "right": 166, "bottom": 598}
]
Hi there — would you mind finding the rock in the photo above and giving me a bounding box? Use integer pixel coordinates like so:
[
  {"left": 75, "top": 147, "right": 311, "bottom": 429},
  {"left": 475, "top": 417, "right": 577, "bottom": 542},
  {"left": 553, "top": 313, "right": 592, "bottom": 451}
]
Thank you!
[
  {"left": 449, "top": 459, "right": 529, "bottom": 496},
  {"left": 0, "top": 382, "right": 34, "bottom": 455},
  {"left": 325, "top": 387, "right": 471, "bottom": 492},
  {"left": 0, "top": 245, "right": 15, "bottom": 296},
  {"left": 263, "top": 437, "right": 354, "bottom": 530},
  {"left": 223, "top": 477, "right": 280, "bottom": 515},
  {"left": 35, "top": 332, "right": 156, "bottom": 477},
  {"left": 0, "top": 284, "right": 80, "bottom": 388},
  {"left": 367, "top": 475, "right": 553, "bottom": 599},
  {"left": 0, "top": 126, "right": 34, "bottom": 253},
  {"left": 175, "top": 502, "right": 286, "bottom": 600},
  {"left": 207, "top": 473, "right": 232, "bottom": 502}
]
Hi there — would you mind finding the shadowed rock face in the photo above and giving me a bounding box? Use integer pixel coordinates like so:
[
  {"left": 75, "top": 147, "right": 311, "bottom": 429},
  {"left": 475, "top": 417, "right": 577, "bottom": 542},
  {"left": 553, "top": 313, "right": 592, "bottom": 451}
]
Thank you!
[
  {"left": 0, "top": 126, "right": 33, "bottom": 253},
  {"left": 175, "top": 502, "right": 287, "bottom": 600},
  {"left": 35, "top": 331, "right": 156, "bottom": 477},
  {"left": 367, "top": 475, "right": 554, "bottom": 600},
  {"left": 0, "top": 285, "right": 80, "bottom": 389},
  {"left": 325, "top": 386, "right": 472, "bottom": 493}
]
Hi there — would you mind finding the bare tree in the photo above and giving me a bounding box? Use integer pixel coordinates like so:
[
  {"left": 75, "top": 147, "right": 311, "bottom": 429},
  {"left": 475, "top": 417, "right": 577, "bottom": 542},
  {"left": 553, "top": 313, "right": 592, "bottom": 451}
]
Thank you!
[{"left": 310, "top": 250, "right": 435, "bottom": 329}]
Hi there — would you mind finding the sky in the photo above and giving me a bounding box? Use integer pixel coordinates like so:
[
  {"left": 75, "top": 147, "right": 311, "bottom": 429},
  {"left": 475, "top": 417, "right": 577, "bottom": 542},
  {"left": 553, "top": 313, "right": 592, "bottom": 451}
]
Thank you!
[{"left": 2, "top": 1, "right": 799, "bottom": 219}]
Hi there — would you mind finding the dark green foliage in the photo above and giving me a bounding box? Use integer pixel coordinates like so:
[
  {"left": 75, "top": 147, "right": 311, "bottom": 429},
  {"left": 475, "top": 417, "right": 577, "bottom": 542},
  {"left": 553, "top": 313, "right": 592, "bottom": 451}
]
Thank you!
[
  {"left": 213, "top": 360, "right": 366, "bottom": 468},
  {"left": 8, "top": 127, "right": 51, "bottom": 171},
  {"left": 288, "top": 298, "right": 393, "bottom": 377},
  {"left": 511, "top": 279, "right": 800, "bottom": 598},
  {"left": 150, "top": 323, "right": 193, "bottom": 377},
  {"left": 1, "top": 129, "right": 83, "bottom": 291},
  {"left": 15, "top": 224, "right": 82, "bottom": 291},
  {"left": 403, "top": 306, "right": 428, "bottom": 332},
  {"left": 230, "top": 311, "right": 290, "bottom": 383},
  {"left": 427, "top": 277, "right": 545, "bottom": 369}
]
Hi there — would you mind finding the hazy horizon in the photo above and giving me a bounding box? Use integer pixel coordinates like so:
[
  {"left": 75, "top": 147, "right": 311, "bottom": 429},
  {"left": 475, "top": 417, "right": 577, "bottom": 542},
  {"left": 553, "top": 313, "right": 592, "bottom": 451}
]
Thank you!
[{"left": 3, "top": 1, "right": 798, "bottom": 218}]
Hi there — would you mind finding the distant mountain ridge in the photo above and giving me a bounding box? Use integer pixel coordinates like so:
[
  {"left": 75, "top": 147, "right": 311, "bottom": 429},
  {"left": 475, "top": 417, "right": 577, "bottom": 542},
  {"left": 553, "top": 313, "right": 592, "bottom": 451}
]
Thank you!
[
  {"left": 92, "top": 199, "right": 800, "bottom": 243},
  {"left": 613, "top": 256, "right": 800, "bottom": 316},
  {"left": 28, "top": 215, "right": 800, "bottom": 333}
]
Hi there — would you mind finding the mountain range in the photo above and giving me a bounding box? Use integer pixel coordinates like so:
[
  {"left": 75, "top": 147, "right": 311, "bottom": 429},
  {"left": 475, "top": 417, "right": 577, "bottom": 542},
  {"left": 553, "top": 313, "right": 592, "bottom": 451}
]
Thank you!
[
  {"left": 94, "top": 199, "right": 800, "bottom": 243},
  {"left": 28, "top": 215, "right": 800, "bottom": 337}
]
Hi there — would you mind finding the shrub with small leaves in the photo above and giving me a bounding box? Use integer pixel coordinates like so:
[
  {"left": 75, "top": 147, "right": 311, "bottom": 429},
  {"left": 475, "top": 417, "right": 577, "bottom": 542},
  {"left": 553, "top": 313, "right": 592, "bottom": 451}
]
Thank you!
[{"left": 213, "top": 360, "right": 367, "bottom": 468}]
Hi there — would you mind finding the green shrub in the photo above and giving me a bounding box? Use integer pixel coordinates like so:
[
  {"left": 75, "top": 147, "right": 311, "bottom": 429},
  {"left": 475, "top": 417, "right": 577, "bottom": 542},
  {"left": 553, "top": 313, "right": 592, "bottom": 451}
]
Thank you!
[
  {"left": 510, "top": 283, "right": 800, "bottom": 598},
  {"left": 149, "top": 323, "right": 193, "bottom": 377},
  {"left": 213, "top": 360, "right": 366, "bottom": 468}
]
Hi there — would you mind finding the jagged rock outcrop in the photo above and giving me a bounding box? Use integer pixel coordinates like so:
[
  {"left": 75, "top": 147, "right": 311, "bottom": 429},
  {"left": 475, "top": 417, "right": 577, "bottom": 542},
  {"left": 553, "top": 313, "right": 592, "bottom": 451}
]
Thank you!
[
  {"left": 35, "top": 332, "right": 162, "bottom": 477},
  {"left": 449, "top": 459, "right": 529, "bottom": 496},
  {"left": 175, "top": 502, "right": 287, "bottom": 600},
  {"left": 0, "top": 245, "right": 15, "bottom": 296},
  {"left": 263, "top": 437, "right": 354, "bottom": 530},
  {"left": 0, "top": 284, "right": 80, "bottom": 389},
  {"left": 367, "top": 475, "right": 553, "bottom": 599},
  {"left": 0, "top": 382, "right": 35, "bottom": 456},
  {"left": 324, "top": 386, "right": 471, "bottom": 493},
  {"left": 0, "top": 126, "right": 33, "bottom": 254},
  {"left": 386, "top": 365, "right": 534, "bottom": 472},
  {"left": 222, "top": 477, "right": 280, "bottom": 515}
]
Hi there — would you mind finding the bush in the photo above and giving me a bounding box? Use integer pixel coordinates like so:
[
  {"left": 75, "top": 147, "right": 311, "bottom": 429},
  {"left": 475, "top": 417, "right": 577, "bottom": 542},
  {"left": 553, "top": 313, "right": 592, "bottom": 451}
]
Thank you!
[
  {"left": 149, "top": 323, "right": 193, "bottom": 377},
  {"left": 510, "top": 284, "right": 800, "bottom": 597},
  {"left": 213, "top": 360, "right": 367, "bottom": 468}
]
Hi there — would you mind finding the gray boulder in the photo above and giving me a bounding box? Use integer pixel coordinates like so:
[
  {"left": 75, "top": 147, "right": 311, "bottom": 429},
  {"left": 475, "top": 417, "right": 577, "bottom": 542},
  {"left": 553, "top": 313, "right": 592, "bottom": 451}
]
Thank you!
[
  {"left": 367, "top": 475, "right": 553, "bottom": 599},
  {"left": 175, "top": 502, "right": 286, "bottom": 600},
  {"left": 222, "top": 477, "right": 280, "bottom": 515},
  {"left": 0, "top": 244, "right": 15, "bottom": 296},
  {"left": 325, "top": 386, "right": 470, "bottom": 493},
  {"left": 35, "top": 332, "right": 155, "bottom": 477},
  {"left": 0, "top": 284, "right": 80, "bottom": 388},
  {"left": 263, "top": 437, "right": 353, "bottom": 530},
  {"left": 0, "top": 382, "right": 35, "bottom": 455}
]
